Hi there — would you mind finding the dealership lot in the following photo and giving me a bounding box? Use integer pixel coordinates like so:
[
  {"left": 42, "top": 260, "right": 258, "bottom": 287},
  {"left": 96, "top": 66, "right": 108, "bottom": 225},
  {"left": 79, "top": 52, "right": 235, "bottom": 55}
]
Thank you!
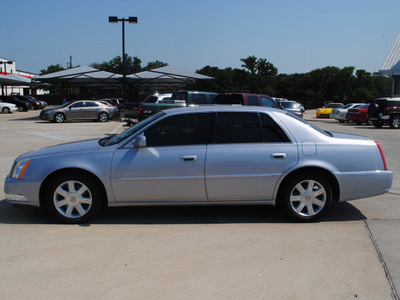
[{"left": 0, "top": 109, "right": 399, "bottom": 299}]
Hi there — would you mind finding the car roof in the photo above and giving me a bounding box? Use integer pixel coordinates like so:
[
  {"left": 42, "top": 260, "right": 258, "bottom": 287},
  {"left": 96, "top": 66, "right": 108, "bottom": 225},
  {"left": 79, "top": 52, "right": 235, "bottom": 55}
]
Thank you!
[{"left": 163, "top": 105, "right": 283, "bottom": 116}]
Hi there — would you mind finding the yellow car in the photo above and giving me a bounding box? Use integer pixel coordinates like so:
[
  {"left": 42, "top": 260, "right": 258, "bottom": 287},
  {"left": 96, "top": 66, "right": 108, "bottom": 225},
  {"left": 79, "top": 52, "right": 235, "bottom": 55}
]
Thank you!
[{"left": 316, "top": 103, "right": 344, "bottom": 118}]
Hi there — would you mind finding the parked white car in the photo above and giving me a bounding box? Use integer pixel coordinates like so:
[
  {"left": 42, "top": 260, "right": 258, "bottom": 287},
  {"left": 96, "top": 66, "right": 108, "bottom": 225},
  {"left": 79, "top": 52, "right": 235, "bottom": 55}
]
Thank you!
[
  {"left": 331, "top": 103, "right": 364, "bottom": 123},
  {"left": 0, "top": 100, "right": 18, "bottom": 113}
]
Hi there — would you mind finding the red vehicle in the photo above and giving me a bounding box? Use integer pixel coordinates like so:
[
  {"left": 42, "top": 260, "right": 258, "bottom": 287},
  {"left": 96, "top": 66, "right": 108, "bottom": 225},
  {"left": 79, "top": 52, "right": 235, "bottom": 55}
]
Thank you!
[{"left": 346, "top": 104, "right": 370, "bottom": 125}]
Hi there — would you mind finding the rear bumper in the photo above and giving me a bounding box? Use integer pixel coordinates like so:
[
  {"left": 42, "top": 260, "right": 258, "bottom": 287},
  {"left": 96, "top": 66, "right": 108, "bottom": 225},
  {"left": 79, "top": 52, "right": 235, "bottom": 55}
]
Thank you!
[{"left": 335, "top": 170, "right": 392, "bottom": 201}]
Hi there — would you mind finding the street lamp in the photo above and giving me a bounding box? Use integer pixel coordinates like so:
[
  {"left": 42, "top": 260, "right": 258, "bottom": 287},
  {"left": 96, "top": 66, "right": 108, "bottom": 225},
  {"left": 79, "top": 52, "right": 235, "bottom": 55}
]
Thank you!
[{"left": 108, "top": 16, "right": 138, "bottom": 101}]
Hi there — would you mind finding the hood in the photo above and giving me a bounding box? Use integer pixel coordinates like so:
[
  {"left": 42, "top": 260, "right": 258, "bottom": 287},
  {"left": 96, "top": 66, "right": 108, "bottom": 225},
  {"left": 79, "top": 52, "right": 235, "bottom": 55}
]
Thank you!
[
  {"left": 18, "top": 139, "right": 103, "bottom": 160},
  {"left": 41, "top": 107, "right": 61, "bottom": 113}
]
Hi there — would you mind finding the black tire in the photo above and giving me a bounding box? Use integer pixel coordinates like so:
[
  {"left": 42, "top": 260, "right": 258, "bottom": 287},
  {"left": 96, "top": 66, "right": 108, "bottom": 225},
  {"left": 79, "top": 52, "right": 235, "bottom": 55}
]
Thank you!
[
  {"left": 98, "top": 112, "right": 109, "bottom": 122},
  {"left": 339, "top": 120, "right": 345, "bottom": 123},
  {"left": 45, "top": 173, "right": 104, "bottom": 224},
  {"left": 278, "top": 173, "right": 332, "bottom": 222},
  {"left": 373, "top": 121, "right": 383, "bottom": 128},
  {"left": 54, "top": 113, "right": 65, "bottom": 123},
  {"left": 2, "top": 107, "right": 10, "bottom": 114},
  {"left": 389, "top": 116, "right": 400, "bottom": 129}
]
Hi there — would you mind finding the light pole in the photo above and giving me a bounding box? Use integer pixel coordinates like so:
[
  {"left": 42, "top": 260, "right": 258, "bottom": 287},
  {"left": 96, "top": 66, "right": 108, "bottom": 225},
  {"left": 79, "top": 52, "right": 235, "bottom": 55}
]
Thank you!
[{"left": 109, "top": 16, "right": 138, "bottom": 101}]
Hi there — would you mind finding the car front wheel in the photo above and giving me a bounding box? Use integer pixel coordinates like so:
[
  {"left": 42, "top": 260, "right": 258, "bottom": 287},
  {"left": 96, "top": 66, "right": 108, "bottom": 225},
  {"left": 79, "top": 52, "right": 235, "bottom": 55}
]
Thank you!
[
  {"left": 45, "top": 173, "right": 104, "bottom": 223},
  {"left": 279, "top": 173, "right": 332, "bottom": 222},
  {"left": 390, "top": 116, "right": 400, "bottom": 129},
  {"left": 54, "top": 113, "right": 65, "bottom": 123},
  {"left": 98, "top": 112, "right": 109, "bottom": 122},
  {"left": 2, "top": 107, "right": 10, "bottom": 114}
]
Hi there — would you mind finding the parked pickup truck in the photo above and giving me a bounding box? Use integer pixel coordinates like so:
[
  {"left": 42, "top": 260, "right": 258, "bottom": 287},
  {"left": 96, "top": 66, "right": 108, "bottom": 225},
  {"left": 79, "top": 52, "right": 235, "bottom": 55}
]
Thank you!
[{"left": 122, "top": 91, "right": 218, "bottom": 121}]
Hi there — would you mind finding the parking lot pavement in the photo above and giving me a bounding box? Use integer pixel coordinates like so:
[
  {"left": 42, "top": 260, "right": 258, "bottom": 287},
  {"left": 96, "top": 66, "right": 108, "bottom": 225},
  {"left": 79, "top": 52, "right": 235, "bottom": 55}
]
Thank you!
[{"left": 0, "top": 109, "right": 399, "bottom": 299}]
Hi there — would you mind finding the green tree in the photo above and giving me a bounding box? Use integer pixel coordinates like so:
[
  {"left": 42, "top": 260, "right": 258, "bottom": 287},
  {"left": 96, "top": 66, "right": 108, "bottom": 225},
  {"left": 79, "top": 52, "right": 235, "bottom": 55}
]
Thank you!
[
  {"left": 143, "top": 60, "right": 168, "bottom": 71},
  {"left": 39, "top": 64, "right": 65, "bottom": 75},
  {"left": 91, "top": 54, "right": 143, "bottom": 74}
]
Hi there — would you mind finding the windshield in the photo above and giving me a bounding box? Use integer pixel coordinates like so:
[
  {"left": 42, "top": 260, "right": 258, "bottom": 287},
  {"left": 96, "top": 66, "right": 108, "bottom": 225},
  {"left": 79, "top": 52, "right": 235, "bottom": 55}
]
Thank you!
[
  {"left": 59, "top": 101, "right": 73, "bottom": 108},
  {"left": 102, "top": 112, "right": 165, "bottom": 146},
  {"left": 325, "top": 103, "right": 342, "bottom": 108},
  {"left": 281, "top": 102, "right": 299, "bottom": 109}
]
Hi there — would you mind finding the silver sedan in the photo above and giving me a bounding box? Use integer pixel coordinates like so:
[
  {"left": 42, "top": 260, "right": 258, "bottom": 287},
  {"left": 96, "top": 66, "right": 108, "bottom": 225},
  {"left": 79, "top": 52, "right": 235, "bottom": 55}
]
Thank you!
[
  {"left": 5, "top": 106, "right": 392, "bottom": 223},
  {"left": 39, "top": 100, "right": 117, "bottom": 123}
]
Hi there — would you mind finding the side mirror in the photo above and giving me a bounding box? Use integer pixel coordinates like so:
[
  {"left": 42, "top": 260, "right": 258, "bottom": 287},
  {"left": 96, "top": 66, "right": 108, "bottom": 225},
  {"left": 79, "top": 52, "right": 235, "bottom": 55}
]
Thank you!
[{"left": 134, "top": 135, "right": 147, "bottom": 148}]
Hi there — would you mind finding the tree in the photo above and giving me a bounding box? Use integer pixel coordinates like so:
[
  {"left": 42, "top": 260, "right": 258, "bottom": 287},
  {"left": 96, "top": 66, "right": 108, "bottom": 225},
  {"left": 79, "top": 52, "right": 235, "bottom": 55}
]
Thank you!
[
  {"left": 143, "top": 60, "right": 168, "bottom": 71},
  {"left": 91, "top": 55, "right": 143, "bottom": 74},
  {"left": 39, "top": 64, "right": 65, "bottom": 75}
]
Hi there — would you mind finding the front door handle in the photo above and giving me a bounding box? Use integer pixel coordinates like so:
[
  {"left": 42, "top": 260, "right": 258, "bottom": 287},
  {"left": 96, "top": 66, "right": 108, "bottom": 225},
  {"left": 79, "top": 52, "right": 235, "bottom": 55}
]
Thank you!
[
  {"left": 181, "top": 155, "right": 198, "bottom": 162},
  {"left": 271, "top": 153, "right": 287, "bottom": 160}
]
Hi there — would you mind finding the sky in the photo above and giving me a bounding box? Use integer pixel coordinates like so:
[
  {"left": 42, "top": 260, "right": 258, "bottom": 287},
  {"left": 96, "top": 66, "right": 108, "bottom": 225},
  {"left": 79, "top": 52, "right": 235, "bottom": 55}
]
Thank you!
[{"left": 1, "top": 0, "right": 399, "bottom": 75}]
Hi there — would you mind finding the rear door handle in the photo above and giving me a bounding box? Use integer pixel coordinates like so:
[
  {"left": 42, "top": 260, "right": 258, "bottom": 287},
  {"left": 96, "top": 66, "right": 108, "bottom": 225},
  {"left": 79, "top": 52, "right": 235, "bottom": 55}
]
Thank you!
[
  {"left": 271, "top": 153, "right": 287, "bottom": 160},
  {"left": 181, "top": 155, "right": 198, "bottom": 162}
]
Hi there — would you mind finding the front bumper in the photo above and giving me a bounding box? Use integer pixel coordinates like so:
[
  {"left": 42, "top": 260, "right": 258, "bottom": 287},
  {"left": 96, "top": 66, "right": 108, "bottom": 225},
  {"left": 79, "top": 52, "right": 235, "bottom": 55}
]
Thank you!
[{"left": 4, "top": 176, "right": 41, "bottom": 207}]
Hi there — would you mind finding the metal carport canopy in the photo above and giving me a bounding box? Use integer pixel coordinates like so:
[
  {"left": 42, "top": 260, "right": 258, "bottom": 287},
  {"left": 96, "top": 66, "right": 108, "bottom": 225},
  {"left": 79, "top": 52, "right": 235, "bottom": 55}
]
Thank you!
[
  {"left": 0, "top": 74, "right": 31, "bottom": 85},
  {"left": 126, "top": 66, "right": 213, "bottom": 90},
  {"left": 32, "top": 66, "right": 122, "bottom": 87}
]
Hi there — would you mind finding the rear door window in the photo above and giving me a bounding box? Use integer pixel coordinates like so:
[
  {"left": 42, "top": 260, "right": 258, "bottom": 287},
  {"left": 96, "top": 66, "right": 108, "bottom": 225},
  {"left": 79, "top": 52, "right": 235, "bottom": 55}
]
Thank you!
[{"left": 214, "top": 112, "right": 262, "bottom": 143}]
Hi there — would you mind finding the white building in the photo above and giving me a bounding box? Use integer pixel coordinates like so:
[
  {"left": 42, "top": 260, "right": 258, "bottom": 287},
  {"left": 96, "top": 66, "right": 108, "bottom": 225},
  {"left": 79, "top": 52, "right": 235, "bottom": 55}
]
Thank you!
[{"left": 0, "top": 57, "right": 48, "bottom": 96}]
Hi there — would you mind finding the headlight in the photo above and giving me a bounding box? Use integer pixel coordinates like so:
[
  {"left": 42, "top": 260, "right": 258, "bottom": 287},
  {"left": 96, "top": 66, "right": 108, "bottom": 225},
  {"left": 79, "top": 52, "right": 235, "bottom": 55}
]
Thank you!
[{"left": 11, "top": 159, "right": 31, "bottom": 180}]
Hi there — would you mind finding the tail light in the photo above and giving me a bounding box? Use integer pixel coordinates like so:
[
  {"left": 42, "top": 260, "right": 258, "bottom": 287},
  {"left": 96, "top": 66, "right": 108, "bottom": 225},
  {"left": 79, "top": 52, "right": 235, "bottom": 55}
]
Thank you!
[
  {"left": 138, "top": 104, "right": 142, "bottom": 115},
  {"left": 375, "top": 141, "right": 388, "bottom": 171}
]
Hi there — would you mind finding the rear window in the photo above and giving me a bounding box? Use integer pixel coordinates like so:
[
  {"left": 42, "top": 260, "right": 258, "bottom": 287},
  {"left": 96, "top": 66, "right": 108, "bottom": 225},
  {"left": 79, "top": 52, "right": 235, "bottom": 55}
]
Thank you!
[
  {"left": 171, "top": 92, "right": 188, "bottom": 101},
  {"left": 143, "top": 96, "right": 158, "bottom": 103},
  {"left": 214, "top": 94, "right": 244, "bottom": 105},
  {"left": 191, "top": 93, "right": 207, "bottom": 105}
]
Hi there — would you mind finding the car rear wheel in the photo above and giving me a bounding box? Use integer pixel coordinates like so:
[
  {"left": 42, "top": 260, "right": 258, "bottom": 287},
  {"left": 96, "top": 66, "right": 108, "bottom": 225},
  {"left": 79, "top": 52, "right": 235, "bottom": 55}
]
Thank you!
[
  {"left": 279, "top": 173, "right": 332, "bottom": 222},
  {"left": 389, "top": 116, "right": 400, "bottom": 129},
  {"left": 54, "top": 113, "right": 65, "bottom": 123},
  {"left": 98, "top": 112, "right": 109, "bottom": 122},
  {"left": 45, "top": 173, "right": 104, "bottom": 224},
  {"left": 2, "top": 107, "right": 10, "bottom": 114}
]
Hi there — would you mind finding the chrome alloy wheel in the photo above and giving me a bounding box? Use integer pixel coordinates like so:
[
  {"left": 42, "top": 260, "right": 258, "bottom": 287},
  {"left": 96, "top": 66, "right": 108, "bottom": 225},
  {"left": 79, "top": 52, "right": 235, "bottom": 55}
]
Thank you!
[
  {"left": 98, "top": 112, "right": 108, "bottom": 122},
  {"left": 54, "top": 113, "right": 65, "bottom": 123},
  {"left": 53, "top": 180, "right": 93, "bottom": 219},
  {"left": 289, "top": 179, "right": 327, "bottom": 217}
]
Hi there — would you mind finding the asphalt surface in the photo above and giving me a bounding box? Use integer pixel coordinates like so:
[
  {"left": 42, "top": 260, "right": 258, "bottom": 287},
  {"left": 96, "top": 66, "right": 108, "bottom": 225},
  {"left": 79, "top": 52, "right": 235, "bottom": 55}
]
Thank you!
[{"left": 0, "top": 109, "right": 399, "bottom": 299}]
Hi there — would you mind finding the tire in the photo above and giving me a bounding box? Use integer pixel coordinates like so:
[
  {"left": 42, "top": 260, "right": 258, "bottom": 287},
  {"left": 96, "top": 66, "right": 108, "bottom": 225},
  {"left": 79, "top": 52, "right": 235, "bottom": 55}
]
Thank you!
[
  {"left": 2, "top": 107, "right": 10, "bottom": 114},
  {"left": 373, "top": 121, "right": 383, "bottom": 128},
  {"left": 45, "top": 173, "right": 104, "bottom": 224},
  {"left": 54, "top": 113, "right": 65, "bottom": 123},
  {"left": 98, "top": 112, "right": 109, "bottom": 122},
  {"left": 278, "top": 173, "right": 332, "bottom": 222},
  {"left": 389, "top": 116, "right": 400, "bottom": 129},
  {"left": 339, "top": 120, "right": 345, "bottom": 123}
]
